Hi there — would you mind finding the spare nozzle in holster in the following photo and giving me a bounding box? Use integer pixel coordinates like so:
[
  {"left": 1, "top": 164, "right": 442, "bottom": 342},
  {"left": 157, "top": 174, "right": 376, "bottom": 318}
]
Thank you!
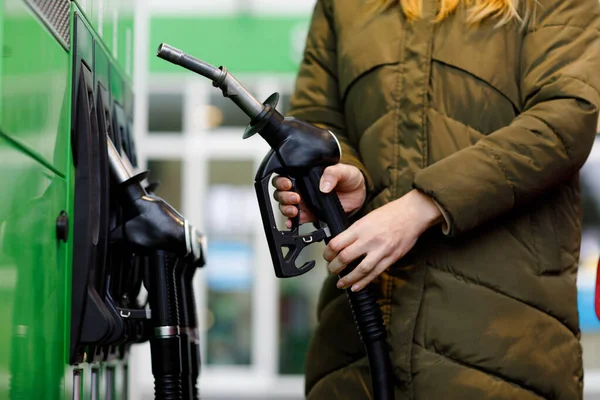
[{"left": 107, "top": 134, "right": 206, "bottom": 399}]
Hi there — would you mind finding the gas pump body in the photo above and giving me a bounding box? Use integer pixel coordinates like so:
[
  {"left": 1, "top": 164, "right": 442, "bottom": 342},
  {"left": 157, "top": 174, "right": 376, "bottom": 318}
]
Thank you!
[{"left": 0, "top": 1, "right": 137, "bottom": 399}]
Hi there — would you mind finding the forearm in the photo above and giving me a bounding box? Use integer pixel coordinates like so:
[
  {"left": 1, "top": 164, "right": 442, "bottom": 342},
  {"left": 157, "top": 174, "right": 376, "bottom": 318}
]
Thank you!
[{"left": 414, "top": 95, "right": 599, "bottom": 236}]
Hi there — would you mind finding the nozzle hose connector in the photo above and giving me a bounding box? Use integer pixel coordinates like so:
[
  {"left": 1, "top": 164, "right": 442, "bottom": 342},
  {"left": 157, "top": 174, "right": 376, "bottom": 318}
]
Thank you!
[{"left": 157, "top": 43, "right": 265, "bottom": 120}]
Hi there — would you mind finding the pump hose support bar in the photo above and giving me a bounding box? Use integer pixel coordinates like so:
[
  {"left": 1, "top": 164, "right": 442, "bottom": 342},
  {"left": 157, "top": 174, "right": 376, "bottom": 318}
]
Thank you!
[{"left": 157, "top": 43, "right": 394, "bottom": 400}]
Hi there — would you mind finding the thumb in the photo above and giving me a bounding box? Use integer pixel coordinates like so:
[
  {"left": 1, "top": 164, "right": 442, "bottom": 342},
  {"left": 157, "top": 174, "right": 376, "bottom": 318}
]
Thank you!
[{"left": 319, "top": 164, "right": 347, "bottom": 193}]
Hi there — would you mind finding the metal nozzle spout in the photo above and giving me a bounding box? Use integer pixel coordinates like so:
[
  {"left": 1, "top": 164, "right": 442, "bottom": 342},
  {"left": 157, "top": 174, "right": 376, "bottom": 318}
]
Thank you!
[
  {"left": 157, "top": 42, "right": 222, "bottom": 82},
  {"left": 156, "top": 42, "right": 265, "bottom": 120},
  {"left": 156, "top": 43, "right": 182, "bottom": 64}
]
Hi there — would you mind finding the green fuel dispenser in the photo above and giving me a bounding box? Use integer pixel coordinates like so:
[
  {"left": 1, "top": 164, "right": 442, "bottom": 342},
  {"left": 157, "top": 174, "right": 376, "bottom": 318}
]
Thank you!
[
  {"left": 0, "top": 2, "right": 208, "bottom": 398},
  {"left": 0, "top": 1, "right": 207, "bottom": 399}
]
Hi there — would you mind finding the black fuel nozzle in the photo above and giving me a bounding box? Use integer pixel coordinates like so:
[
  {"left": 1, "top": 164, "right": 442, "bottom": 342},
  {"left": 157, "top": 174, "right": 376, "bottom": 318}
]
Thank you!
[
  {"left": 157, "top": 42, "right": 343, "bottom": 277},
  {"left": 157, "top": 44, "right": 394, "bottom": 400},
  {"left": 107, "top": 135, "right": 206, "bottom": 400},
  {"left": 143, "top": 180, "right": 206, "bottom": 400}
]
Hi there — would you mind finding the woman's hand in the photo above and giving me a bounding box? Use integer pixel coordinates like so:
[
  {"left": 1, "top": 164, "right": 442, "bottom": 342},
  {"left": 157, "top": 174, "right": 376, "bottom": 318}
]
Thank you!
[
  {"left": 324, "top": 189, "right": 443, "bottom": 292},
  {"left": 272, "top": 164, "right": 367, "bottom": 228}
]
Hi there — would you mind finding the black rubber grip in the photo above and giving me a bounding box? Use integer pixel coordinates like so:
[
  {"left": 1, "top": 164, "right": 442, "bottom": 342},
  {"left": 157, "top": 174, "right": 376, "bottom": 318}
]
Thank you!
[
  {"left": 150, "top": 337, "right": 183, "bottom": 400},
  {"left": 148, "top": 251, "right": 183, "bottom": 399},
  {"left": 300, "top": 167, "right": 349, "bottom": 238},
  {"left": 346, "top": 284, "right": 387, "bottom": 344},
  {"left": 149, "top": 250, "right": 180, "bottom": 327},
  {"left": 153, "top": 375, "right": 181, "bottom": 400}
]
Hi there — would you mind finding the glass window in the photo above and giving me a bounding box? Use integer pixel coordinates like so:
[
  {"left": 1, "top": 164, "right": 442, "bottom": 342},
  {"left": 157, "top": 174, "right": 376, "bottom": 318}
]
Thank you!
[
  {"left": 278, "top": 243, "right": 327, "bottom": 374},
  {"left": 206, "top": 86, "right": 258, "bottom": 130},
  {"left": 578, "top": 136, "right": 600, "bottom": 371},
  {"left": 204, "top": 159, "right": 257, "bottom": 366},
  {"left": 146, "top": 159, "right": 183, "bottom": 212},
  {"left": 148, "top": 93, "right": 183, "bottom": 133}
]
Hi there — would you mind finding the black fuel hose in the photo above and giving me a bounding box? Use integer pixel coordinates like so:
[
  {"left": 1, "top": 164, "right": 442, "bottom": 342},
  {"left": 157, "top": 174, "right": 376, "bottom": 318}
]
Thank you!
[{"left": 302, "top": 167, "right": 394, "bottom": 400}]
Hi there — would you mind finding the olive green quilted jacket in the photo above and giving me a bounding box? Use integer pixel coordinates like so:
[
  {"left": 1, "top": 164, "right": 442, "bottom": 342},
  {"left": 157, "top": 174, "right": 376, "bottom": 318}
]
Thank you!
[{"left": 287, "top": 0, "right": 600, "bottom": 398}]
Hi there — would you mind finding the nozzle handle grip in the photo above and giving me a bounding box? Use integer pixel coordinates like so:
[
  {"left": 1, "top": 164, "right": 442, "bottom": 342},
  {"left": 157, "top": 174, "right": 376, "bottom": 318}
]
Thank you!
[
  {"left": 300, "top": 166, "right": 388, "bottom": 345},
  {"left": 148, "top": 250, "right": 183, "bottom": 399},
  {"left": 298, "top": 166, "right": 349, "bottom": 239},
  {"left": 148, "top": 250, "right": 180, "bottom": 328}
]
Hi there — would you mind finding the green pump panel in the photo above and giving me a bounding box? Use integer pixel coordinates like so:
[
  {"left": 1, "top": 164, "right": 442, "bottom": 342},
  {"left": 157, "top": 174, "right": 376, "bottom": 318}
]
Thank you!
[{"left": 0, "top": 0, "right": 137, "bottom": 399}]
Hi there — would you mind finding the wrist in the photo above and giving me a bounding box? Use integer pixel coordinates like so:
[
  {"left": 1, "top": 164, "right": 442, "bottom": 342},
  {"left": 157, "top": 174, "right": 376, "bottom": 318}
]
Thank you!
[{"left": 410, "top": 189, "right": 443, "bottom": 230}]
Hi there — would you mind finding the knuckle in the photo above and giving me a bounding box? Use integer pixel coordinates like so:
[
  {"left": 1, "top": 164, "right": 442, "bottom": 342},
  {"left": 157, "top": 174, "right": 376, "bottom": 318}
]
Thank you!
[
  {"left": 358, "top": 263, "right": 371, "bottom": 274},
  {"left": 338, "top": 251, "right": 350, "bottom": 264},
  {"left": 329, "top": 240, "right": 342, "bottom": 253},
  {"left": 382, "top": 238, "right": 395, "bottom": 251},
  {"left": 384, "top": 242, "right": 394, "bottom": 253}
]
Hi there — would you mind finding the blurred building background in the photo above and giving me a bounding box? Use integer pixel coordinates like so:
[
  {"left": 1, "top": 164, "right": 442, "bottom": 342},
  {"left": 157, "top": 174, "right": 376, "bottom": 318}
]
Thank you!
[
  {"left": 129, "top": 1, "right": 322, "bottom": 399},
  {"left": 122, "top": 0, "right": 600, "bottom": 399}
]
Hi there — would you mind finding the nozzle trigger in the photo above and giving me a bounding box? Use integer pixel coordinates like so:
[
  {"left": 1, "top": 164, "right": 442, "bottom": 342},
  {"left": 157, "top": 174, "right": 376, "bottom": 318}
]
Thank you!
[{"left": 255, "top": 169, "right": 325, "bottom": 278}]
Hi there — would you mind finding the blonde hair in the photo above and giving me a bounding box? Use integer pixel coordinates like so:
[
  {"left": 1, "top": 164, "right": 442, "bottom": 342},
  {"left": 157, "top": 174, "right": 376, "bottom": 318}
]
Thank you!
[{"left": 387, "top": 0, "right": 532, "bottom": 26}]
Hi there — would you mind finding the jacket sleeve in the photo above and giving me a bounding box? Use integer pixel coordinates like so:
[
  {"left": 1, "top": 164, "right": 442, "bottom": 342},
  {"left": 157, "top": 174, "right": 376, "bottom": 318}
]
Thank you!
[
  {"left": 413, "top": 0, "right": 600, "bottom": 236},
  {"left": 287, "top": 0, "right": 375, "bottom": 197}
]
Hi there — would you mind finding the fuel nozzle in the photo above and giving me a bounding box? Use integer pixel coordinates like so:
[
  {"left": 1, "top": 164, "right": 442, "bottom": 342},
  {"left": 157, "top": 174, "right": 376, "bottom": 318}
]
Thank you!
[
  {"left": 156, "top": 42, "right": 289, "bottom": 145},
  {"left": 155, "top": 43, "right": 343, "bottom": 273}
]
